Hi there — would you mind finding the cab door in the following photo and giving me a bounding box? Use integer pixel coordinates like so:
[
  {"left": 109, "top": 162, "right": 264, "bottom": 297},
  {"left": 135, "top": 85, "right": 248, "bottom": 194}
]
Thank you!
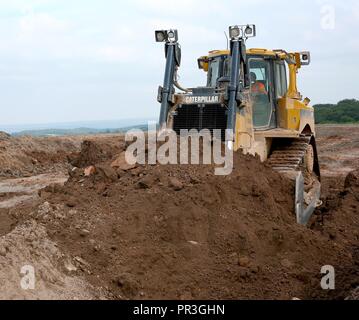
[
  {"left": 273, "top": 60, "right": 288, "bottom": 111},
  {"left": 248, "top": 57, "right": 276, "bottom": 130}
]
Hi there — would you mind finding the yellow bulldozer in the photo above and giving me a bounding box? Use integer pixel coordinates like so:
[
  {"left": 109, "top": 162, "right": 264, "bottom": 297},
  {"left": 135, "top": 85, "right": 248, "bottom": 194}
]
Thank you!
[{"left": 155, "top": 25, "right": 321, "bottom": 225}]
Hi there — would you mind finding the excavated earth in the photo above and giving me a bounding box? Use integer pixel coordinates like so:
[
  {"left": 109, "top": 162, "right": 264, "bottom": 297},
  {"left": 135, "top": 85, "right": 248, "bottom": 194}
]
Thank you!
[{"left": 0, "top": 125, "right": 358, "bottom": 300}]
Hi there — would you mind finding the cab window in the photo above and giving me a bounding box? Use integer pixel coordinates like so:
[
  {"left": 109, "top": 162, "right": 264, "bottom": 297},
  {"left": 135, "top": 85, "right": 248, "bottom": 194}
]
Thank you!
[
  {"left": 249, "top": 58, "right": 273, "bottom": 128},
  {"left": 275, "top": 62, "right": 288, "bottom": 98},
  {"left": 207, "top": 55, "right": 230, "bottom": 87},
  {"left": 208, "top": 58, "right": 220, "bottom": 87},
  {"left": 249, "top": 59, "right": 269, "bottom": 93}
]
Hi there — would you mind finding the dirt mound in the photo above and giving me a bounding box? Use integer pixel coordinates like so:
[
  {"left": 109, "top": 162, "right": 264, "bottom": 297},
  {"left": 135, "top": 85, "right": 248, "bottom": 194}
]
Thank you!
[
  {"left": 0, "top": 132, "right": 11, "bottom": 141},
  {"left": 0, "top": 135, "right": 81, "bottom": 178},
  {"left": 0, "top": 220, "right": 105, "bottom": 300},
  {"left": 310, "top": 169, "right": 359, "bottom": 300},
  {"left": 69, "top": 140, "right": 117, "bottom": 168},
  {"left": 345, "top": 170, "right": 359, "bottom": 190},
  {"left": 34, "top": 138, "right": 358, "bottom": 300}
]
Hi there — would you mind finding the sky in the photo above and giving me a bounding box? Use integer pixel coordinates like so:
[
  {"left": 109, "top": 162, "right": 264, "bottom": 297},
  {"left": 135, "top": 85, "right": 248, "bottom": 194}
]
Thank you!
[{"left": 0, "top": 0, "right": 358, "bottom": 127}]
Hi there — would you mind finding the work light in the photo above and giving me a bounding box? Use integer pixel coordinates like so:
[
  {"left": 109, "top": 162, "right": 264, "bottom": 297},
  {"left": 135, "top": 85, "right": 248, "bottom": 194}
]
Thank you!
[
  {"left": 229, "top": 26, "right": 242, "bottom": 39},
  {"left": 155, "top": 31, "right": 166, "bottom": 42},
  {"left": 155, "top": 29, "right": 178, "bottom": 43},
  {"left": 245, "top": 25, "right": 256, "bottom": 37},
  {"left": 229, "top": 24, "right": 256, "bottom": 40},
  {"left": 300, "top": 51, "right": 311, "bottom": 65},
  {"left": 167, "top": 30, "right": 178, "bottom": 42}
]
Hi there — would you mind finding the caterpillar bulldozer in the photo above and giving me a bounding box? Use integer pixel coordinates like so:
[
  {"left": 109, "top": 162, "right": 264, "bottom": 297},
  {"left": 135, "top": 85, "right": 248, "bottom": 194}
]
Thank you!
[{"left": 154, "top": 25, "right": 321, "bottom": 225}]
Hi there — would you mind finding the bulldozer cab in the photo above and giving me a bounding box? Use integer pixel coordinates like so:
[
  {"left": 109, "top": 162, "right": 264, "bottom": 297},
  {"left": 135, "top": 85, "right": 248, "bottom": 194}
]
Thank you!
[{"left": 202, "top": 51, "right": 288, "bottom": 131}]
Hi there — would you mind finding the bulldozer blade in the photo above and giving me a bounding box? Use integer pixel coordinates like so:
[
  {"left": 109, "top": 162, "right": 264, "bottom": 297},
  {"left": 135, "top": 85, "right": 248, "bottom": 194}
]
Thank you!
[{"left": 295, "top": 172, "right": 321, "bottom": 225}]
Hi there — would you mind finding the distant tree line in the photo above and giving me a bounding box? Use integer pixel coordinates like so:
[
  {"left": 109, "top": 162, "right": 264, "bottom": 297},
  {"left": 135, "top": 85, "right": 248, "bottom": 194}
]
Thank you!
[
  {"left": 314, "top": 99, "right": 359, "bottom": 124},
  {"left": 11, "top": 124, "right": 149, "bottom": 137}
]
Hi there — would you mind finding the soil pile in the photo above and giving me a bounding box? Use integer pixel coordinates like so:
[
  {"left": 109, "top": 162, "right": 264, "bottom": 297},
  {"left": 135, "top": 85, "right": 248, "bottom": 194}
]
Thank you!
[
  {"left": 0, "top": 219, "right": 104, "bottom": 300},
  {"left": 311, "top": 169, "right": 359, "bottom": 300},
  {"left": 0, "top": 132, "right": 11, "bottom": 141},
  {"left": 35, "top": 138, "right": 358, "bottom": 300},
  {"left": 68, "top": 139, "right": 125, "bottom": 169},
  {"left": 0, "top": 134, "right": 81, "bottom": 178}
]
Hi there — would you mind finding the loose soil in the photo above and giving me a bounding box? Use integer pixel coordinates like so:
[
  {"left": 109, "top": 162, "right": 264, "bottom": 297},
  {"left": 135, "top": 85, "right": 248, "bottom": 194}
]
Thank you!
[{"left": 0, "top": 125, "right": 358, "bottom": 300}]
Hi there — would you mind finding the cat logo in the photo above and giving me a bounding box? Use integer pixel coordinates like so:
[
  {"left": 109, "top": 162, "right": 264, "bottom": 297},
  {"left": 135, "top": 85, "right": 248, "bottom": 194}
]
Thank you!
[{"left": 184, "top": 96, "right": 219, "bottom": 104}]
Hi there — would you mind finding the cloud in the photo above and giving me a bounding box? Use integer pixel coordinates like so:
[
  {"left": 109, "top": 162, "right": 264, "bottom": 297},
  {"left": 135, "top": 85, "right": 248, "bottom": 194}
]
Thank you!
[
  {"left": 0, "top": 0, "right": 358, "bottom": 126},
  {"left": 97, "top": 46, "right": 136, "bottom": 62},
  {"left": 11, "top": 12, "right": 76, "bottom": 60},
  {"left": 132, "top": 0, "right": 225, "bottom": 15},
  {"left": 17, "top": 12, "right": 70, "bottom": 40}
]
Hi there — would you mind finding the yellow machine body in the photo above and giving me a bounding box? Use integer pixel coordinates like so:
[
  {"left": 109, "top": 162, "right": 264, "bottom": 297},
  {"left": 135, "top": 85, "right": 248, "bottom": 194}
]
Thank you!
[
  {"left": 198, "top": 48, "right": 316, "bottom": 162},
  {"left": 156, "top": 27, "right": 321, "bottom": 225}
]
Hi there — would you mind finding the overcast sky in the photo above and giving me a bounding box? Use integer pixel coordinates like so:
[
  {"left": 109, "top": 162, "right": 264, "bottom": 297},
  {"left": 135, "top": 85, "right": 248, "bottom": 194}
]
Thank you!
[{"left": 0, "top": 0, "right": 358, "bottom": 127}]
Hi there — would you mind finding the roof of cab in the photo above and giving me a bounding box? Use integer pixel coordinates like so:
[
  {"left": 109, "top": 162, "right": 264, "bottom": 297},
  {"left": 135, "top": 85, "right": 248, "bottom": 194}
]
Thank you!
[{"left": 208, "top": 48, "right": 278, "bottom": 58}]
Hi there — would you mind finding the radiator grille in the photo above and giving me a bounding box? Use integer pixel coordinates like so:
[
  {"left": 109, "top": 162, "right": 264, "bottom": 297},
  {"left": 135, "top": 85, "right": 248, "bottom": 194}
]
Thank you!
[{"left": 173, "top": 104, "right": 227, "bottom": 140}]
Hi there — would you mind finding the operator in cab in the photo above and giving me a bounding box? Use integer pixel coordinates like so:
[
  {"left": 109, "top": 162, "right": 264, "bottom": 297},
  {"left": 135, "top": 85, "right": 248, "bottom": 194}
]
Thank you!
[{"left": 250, "top": 72, "right": 267, "bottom": 95}]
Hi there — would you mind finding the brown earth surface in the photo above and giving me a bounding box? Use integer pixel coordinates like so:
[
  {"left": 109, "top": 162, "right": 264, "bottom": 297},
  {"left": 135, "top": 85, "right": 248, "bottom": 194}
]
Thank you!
[
  {"left": 0, "top": 125, "right": 358, "bottom": 300},
  {"left": 316, "top": 125, "right": 359, "bottom": 177}
]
